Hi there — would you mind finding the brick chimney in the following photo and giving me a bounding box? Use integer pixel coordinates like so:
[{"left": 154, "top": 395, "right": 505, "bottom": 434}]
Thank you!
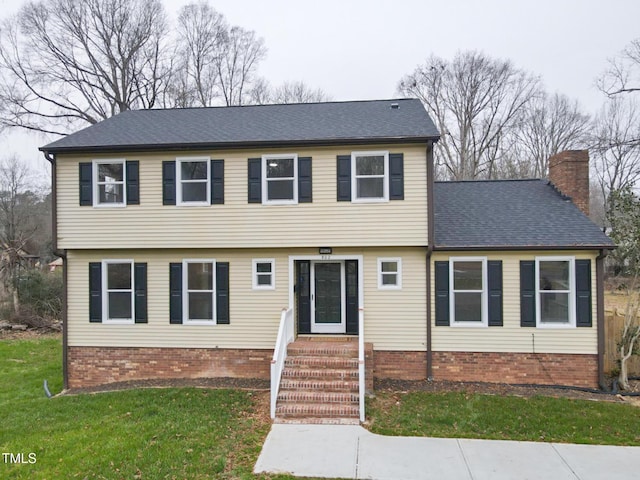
[{"left": 548, "top": 150, "right": 590, "bottom": 216}]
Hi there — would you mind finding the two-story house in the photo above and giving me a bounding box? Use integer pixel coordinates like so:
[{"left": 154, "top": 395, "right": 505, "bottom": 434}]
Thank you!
[{"left": 40, "top": 99, "right": 613, "bottom": 422}]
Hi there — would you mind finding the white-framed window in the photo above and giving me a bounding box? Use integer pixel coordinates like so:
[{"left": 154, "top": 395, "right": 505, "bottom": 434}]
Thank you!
[
  {"left": 252, "top": 258, "right": 275, "bottom": 290},
  {"left": 351, "top": 151, "right": 389, "bottom": 202},
  {"left": 377, "top": 258, "right": 402, "bottom": 289},
  {"left": 536, "top": 256, "right": 575, "bottom": 328},
  {"left": 183, "top": 259, "right": 216, "bottom": 324},
  {"left": 262, "top": 154, "right": 298, "bottom": 204},
  {"left": 93, "top": 159, "right": 126, "bottom": 206},
  {"left": 177, "top": 157, "right": 210, "bottom": 205},
  {"left": 450, "top": 257, "right": 487, "bottom": 327},
  {"left": 102, "top": 259, "right": 134, "bottom": 324}
]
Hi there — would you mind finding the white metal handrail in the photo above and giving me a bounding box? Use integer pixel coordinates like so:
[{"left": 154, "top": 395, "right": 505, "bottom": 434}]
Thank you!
[
  {"left": 358, "top": 307, "right": 365, "bottom": 422},
  {"left": 270, "top": 307, "right": 294, "bottom": 419}
]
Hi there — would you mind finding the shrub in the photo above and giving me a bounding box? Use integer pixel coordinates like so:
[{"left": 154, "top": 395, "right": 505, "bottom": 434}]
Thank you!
[{"left": 17, "top": 268, "right": 62, "bottom": 321}]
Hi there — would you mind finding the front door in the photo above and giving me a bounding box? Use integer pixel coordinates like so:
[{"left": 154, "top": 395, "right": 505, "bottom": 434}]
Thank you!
[{"left": 311, "top": 261, "right": 345, "bottom": 333}]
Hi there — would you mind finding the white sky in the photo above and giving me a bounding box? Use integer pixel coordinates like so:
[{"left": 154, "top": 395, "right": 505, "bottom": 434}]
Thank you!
[{"left": 0, "top": 0, "right": 639, "bottom": 175}]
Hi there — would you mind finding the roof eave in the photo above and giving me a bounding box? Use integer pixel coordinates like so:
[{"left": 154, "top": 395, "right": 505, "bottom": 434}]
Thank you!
[
  {"left": 433, "top": 244, "right": 616, "bottom": 251},
  {"left": 39, "top": 135, "right": 440, "bottom": 155}
]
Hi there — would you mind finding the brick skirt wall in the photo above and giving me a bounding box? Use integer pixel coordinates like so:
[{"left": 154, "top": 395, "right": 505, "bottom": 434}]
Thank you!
[
  {"left": 67, "top": 346, "right": 272, "bottom": 388},
  {"left": 374, "top": 351, "right": 598, "bottom": 388}
]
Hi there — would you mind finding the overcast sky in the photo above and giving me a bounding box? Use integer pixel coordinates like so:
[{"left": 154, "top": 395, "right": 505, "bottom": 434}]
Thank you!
[{"left": 0, "top": 0, "right": 639, "bottom": 174}]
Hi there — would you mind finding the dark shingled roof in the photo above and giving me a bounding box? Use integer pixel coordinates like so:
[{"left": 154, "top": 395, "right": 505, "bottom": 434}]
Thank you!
[
  {"left": 434, "top": 179, "right": 613, "bottom": 249},
  {"left": 40, "top": 98, "right": 439, "bottom": 153}
]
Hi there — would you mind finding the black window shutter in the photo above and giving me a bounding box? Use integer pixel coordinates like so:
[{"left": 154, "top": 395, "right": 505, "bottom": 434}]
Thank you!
[
  {"left": 216, "top": 262, "right": 230, "bottom": 324},
  {"left": 79, "top": 162, "right": 93, "bottom": 206},
  {"left": 248, "top": 158, "right": 262, "bottom": 203},
  {"left": 434, "top": 261, "right": 450, "bottom": 326},
  {"left": 162, "top": 161, "right": 176, "bottom": 205},
  {"left": 488, "top": 260, "right": 503, "bottom": 327},
  {"left": 520, "top": 261, "right": 536, "bottom": 327},
  {"left": 298, "top": 157, "right": 312, "bottom": 203},
  {"left": 211, "top": 159, "right": 224, "bottom": 205},
  {"left": 296, "top": 261, "right": 311, "bottom": 334},
  {"left": 337, "top": 155, "right": 351, "bottom": 201},
  {"left": 169, "top": 263, "right": 182, "bottom": 324},
  {"left": 134, "top": 263, "right": 147, "bottom": 323},
  {"left": 575, "top": 259, "right": 592, "bottom": 327},
  {"left": 345, "top": 260, "right": 358, "bottom": 334},
  {"left": 389, "top": 153, "right": 404, "bottom": 200},
  {"left": 89, "top": 262, "right": 102, "bottom": 322},
  {"left": 126, "top": 161, "right": 140, "bottom": 205}
]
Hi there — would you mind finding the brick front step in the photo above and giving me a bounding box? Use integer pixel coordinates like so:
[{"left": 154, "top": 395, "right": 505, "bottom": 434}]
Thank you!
[
  {"left": 278, "top": 391, "right": 358, "bottom": 404},
  {"left": 273, "top": 417, "right": 360, "bottom": 425},
  {"left": 276, "top": 403, "right": 359, "bottom": 418},
  {"left": 288, "top": 341, "right": 358, "bottom": 358},
  {"left": 285, "top": 356, "right": 360, "bottom": 369},
  {"left": 281, "top": 367, "right": 358, "bottom": 379},
  {"left": 279, "top": 379, "right": 359, "bottom": 392}
]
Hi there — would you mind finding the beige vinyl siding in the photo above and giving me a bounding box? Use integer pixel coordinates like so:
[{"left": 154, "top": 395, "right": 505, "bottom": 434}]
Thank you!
[
  {"left": 56, "top": 144, "right": 428, "bottom": 250},
  {"left": 431, "top": 250, "right": 599, "bottom": 355},
  {"left": 67, "top": 247, "right": 428, "bottom": 350}
]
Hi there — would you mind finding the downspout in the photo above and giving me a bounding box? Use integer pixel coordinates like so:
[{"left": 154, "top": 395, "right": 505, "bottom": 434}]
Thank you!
[
  {"left": 596, "top": 249, "right": 608, "bottom": 390},
  {"left": 43, "top": 151, "right": 68, "bottom": 391},
  {"left": 426, "top": 141, "right": 435, "bottom": 381}
]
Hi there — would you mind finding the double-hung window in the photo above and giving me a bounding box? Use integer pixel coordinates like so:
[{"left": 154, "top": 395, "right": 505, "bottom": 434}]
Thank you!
[
  {"left": 183, "top": 260, "right": 216, "bottom": 324},
  {"left": 351, "top": 151, "right": 389, "bottom": 202},
  {"left": 177, "top": 157, "right": 210, "bottom": 205},
  {"left": 262, "top": 154, "right": 298, "bottom": 204},
  {"left": 450, "top": 257, "right": 487, "bottom": 326},
  {"left": 378, "top": 258, "right": 402, "bottom": 289},
  {"left": 253, "top": 259, "right": 275, "bottom": 290},
  {"left": 94, "top": 160, "right": 125, "bottom": 206},
  {"left": 102, "top": 260, "right": 134, "bottom": 324},
  {"left": 536, "top": 257, "right": 575, "bottom": 327}
]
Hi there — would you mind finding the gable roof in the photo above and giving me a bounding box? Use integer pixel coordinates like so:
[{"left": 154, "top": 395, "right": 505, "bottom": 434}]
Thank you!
[
  {"left": 434, "top": 179, "right": 614, "bottom": 249},
  {"left": 40, "top": 98, "right": 439, "bottom": 154}
]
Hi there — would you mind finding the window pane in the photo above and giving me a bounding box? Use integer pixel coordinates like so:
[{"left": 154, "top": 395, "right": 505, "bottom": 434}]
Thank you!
[
  {"left": 108, "top": 292, "right": 132, "bottom": 319},
  {"left": 189, "top": 292, "right": 213, "bottom": 320},
  {"left": 98, "top": 163, "right": 123, "bottom": 182},
  {"left": 266, "top": 158, "right": 294, "bottom": 178},
  {"left": 382, "top": 273, "right": 397, "bottom": 286},
  {"left": 181, "top": 161, "right": 208, "bottom": 180},
  {"left": 539, "top": 261, "right": 569, "bottom": 290},
  {"left": 454, "top": 292, "right": 482, "bottom": 322},
  {"left": 356, "top": 156, "right": 384, "bottom": 175},
  {"left": 357, "top": 178, "right": 384, "bottom": 198},
  {"left": 99, "top": 184, "right": 124, "bottom": 203},
  {"left": 107, "top": 263, "right": 131, "bottom": 289},
  {"left": 188, "top": 263, "right": 213, "bottom": 290},
  {"left": 453, "top": 262, "right": 483, "bottom": 290},
  {"left": 257, "top": 274, "right": 272, "bottom": 286},
  {"left": 267, "top": 180, "right": 294, "bottom": 200},
  {"left": 540, "top": 292, "right": 569, "bottom": 323},
  {"left": 381, "top": 261, "right": 397, "bottom": 273},
  {"left": 257, "top": 262, "right": 272, "bottom": 273},
  {"left": 182, "top": 182, "right": 207, "bottom": 202}
]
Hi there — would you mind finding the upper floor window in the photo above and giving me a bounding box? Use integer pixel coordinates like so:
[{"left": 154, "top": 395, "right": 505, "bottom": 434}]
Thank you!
[
  {"left": 450, "top": 257, "right": 487, "bottom": 327},
  {"left": 94, "top": 160, "right": 125, "bottom": 206},
  {"left": 177, "top": 157, "right": 210, "bottom": 205},
  {"left": 351, "top": 151, "right": 389, "bottom": 202},
  {"left": 262, "top": 154, "right": 298, "bottom": 204},
  {"left": 536, "top": 257, "right": 575, "bottom": 327}
]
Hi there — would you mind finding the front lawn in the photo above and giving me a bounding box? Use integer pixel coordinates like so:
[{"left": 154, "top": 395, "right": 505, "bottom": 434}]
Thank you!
[
  {"left": 368, "top": 391, "right": 640, "bottom": 445},
  {"left": 0, "top": 337, "right": 291, "bottom": 479}
]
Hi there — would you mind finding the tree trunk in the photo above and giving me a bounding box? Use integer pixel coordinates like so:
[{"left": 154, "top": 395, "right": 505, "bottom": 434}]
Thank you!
[{"left": 618, "top": 353, "right": 630, "bottom": 390}]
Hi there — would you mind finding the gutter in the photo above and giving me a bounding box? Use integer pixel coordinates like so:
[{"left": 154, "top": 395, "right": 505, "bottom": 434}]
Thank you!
[
  {"left": 42, "top": 151, "right": 68, "bottom": 391},
  {"left": 596, "top": 249, "right": 608, "bottom": 390},
  {"left": 426, "top": 141, "right": 435, "bottom": 381}
]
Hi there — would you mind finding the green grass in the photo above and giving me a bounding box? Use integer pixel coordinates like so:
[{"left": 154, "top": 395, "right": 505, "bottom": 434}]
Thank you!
[
  {"left": 0, "top": 337, "right": 293, "bottom": 479},
  {"left": 368, "top": 391, "right": 640, "bottom": 445}
]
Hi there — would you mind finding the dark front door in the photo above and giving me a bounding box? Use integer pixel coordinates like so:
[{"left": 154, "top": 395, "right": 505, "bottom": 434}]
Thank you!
[{"left": 311, "top": 262, "right": 345, "bottom": 333}]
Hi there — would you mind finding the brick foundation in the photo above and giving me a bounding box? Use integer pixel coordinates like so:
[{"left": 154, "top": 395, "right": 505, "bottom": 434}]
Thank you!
[
  {"left": 374, "top": 351, "right": 598, "bottom": 388},
  {"left": 67, "top": 346, "right": 272, "bottom": 388}
]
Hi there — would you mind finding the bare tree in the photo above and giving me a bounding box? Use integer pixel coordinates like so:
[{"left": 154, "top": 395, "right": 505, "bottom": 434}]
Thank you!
[
  {"left": 248, "top": 79, "right": 331, "bottom": 105},
  {"left": 398, "top": 51, "right": 541, "bottom": 180},
  {"left": 598, "top": 38, "right": 640, "bottom": 97},
  {"left": 0, "top": 0, "right": 171, "bottom": 135},
  {"left": 591, "top": 97, "right": 640, "bottom": 199}
]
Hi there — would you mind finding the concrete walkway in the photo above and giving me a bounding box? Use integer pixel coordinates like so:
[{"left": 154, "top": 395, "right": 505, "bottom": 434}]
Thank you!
[{"left": 254, "top": 424, "right": 640, "bottom": 480}]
